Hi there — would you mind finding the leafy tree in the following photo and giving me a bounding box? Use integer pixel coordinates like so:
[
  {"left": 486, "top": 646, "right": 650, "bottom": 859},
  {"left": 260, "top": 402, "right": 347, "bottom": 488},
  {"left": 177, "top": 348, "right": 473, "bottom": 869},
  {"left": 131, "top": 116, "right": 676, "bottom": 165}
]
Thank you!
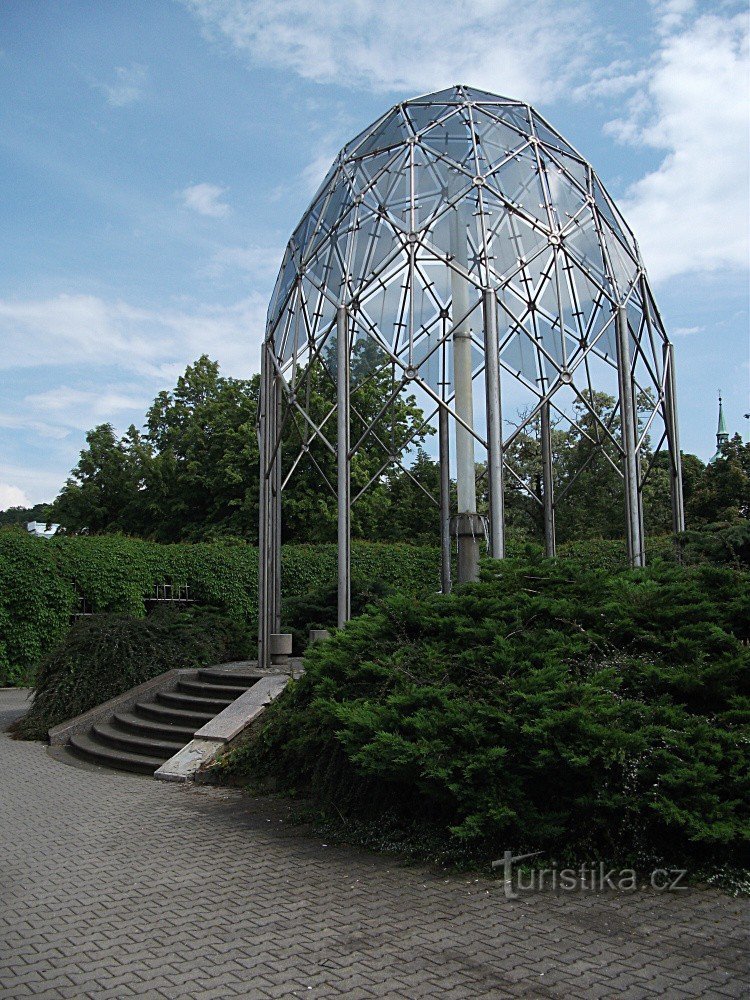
[
  {"left": 688, "top": 435, "right": 750, "bottom": 525},
  {"left": 0, "top": 502, "right": 51, "bottom": 527},
  {"left": 53, "top": 423, "right": 146, "bottom": 534},
  {"left": 143, "top": 356, "right": 261, "bottom": 541},
  {"left": 279, "top": 338, "right": 433, "bottom": 542}
]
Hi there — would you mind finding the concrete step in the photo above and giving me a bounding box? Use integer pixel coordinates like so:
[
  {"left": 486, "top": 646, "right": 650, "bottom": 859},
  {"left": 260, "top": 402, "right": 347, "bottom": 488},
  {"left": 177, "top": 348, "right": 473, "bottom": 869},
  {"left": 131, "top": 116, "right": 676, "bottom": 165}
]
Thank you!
[
  {"left": 135, "top": 701, "right": 214, "bottom": 728},
  {"left": 69, "top": 732, "right": 165, "bottom": 775},
  {"left": 92, "top": 721, "right": 185, "bottom": 757},
  {"left": 112, "top": 710, "right": 196, "bottom": 744},
  {"left": 156, "top": 691, "right": 234, "bottom": 714},
  {"left": 199, "top": 667, "right": 265, "bottom": 687},
  {"left": 177, "top": 679, "right": 250, "bottom": 700}
]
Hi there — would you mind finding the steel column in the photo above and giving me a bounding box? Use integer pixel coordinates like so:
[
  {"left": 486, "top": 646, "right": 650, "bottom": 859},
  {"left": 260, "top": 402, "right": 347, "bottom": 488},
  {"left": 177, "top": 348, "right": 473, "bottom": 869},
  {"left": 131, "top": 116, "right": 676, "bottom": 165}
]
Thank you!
[
  {"left": 336, "top": 305, "right": 351, "bottom": 626},
  {"left": 541, "top": 399, "right": 556, "bottom": 558},
  {"left": 258, "top": 343, "right": 272, "bottom": 668},
  {"left": 439, "top": 401, "right": 451, "bottom": 593},
  {"left": 273, "top": 372, "right": 283, "bottom": 634},
  {"left": 482, "top": 288, "right": 505, "bottom": 559},
  {"left": 615, "top": 306, "right": 645, "bottom": 568},
  {"left": 664, "top": 342, "right": 686, "bottom": 535}
]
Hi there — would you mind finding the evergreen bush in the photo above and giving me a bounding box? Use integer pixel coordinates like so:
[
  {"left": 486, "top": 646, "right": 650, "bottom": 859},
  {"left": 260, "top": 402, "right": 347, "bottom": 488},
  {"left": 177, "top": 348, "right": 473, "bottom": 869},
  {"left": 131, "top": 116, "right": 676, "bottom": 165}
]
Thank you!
[
  {"left": 220, "top": 557, "right": 750, "bottom": 872},
  {"left": 13, "top": 605, "right": 250, "bottom": 739}
]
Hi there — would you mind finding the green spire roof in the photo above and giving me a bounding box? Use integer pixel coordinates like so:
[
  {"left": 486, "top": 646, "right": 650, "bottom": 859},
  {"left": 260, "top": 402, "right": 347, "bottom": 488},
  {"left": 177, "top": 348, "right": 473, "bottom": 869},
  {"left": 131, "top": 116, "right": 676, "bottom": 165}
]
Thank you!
[
  {"left": 709, "top": 393, "right": 729, "bottom": 463},
  {"left": 717, "top": 394, "right": 728, "bottom": 441}
]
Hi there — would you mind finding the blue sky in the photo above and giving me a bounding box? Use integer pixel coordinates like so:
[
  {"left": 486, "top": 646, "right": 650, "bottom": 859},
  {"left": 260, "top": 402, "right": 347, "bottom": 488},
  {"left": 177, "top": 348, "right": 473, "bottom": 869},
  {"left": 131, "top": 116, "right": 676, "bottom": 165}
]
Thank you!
[{"left": 0, "top": 0, "right": 748, "bottom": 508}]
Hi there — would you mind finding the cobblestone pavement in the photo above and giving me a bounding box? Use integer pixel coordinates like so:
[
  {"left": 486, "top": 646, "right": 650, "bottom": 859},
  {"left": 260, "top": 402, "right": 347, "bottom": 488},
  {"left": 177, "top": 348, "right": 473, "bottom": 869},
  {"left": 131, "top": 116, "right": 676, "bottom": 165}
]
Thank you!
[{"left": 1, "top": 689, "right": 748, "bottom": 999}]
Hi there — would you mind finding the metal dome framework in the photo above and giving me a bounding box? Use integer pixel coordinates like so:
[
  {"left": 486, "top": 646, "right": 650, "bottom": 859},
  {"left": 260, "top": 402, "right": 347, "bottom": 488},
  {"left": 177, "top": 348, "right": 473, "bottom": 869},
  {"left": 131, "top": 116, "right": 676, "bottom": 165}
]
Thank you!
[{"left": 258, "top": 85, "right": 685, "bottom": 665}]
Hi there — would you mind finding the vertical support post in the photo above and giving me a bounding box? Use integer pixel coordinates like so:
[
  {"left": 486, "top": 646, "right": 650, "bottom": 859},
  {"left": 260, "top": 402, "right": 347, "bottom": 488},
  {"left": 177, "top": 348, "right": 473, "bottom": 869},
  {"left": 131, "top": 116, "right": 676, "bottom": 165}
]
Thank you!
[
  {"left": 273, "top": 373, "right": 283, "bottom": 635},
  {"left": 336, "top": 305, "right": 351, "bottom": 627},
  {"left": 664, "top": 342, "right": 686, "bottom": 534},
  {"left": 541, "top": 398, "right": 556, "bottom": 558},
  {"left": 258, "top": 343, "right": 272, "bottom": 668},
  {"left": 439, "top": 401, "right": 451, "bottom": 594},
  {"left": 482, "top": 287, "right": 505, "bottom": 559},
  {"left": 615, "top": 305, "right": 645, "bottom": 568}
]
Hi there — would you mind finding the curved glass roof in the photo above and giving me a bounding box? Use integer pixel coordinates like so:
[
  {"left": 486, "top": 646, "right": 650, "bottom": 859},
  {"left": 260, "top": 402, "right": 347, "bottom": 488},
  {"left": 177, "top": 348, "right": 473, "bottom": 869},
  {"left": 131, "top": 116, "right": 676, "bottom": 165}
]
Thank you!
[
  {"left": 266, "top": 84, "right": 669, "bottom": 463},
  {"left": 266, "top": 85, "right": 664, "bottom": 400}
]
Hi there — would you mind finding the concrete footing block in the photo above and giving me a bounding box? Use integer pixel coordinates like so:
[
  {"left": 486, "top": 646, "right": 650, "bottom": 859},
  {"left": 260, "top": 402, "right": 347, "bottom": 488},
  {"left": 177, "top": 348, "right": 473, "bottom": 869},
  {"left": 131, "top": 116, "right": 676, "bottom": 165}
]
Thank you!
[{"left": 154, "top": 740, "right": 220, "bottom": 783}]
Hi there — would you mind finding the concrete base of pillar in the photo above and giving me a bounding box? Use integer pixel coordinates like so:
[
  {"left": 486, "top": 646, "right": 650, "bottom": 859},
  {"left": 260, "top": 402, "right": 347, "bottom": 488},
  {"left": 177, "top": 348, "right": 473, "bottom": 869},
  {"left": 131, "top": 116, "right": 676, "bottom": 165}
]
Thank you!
[
  {"left": 451, "top": 512, "right": 486, "bottom": 584},
  {"left": 270, "top": 633, "right": 293, "bottom": 668}
]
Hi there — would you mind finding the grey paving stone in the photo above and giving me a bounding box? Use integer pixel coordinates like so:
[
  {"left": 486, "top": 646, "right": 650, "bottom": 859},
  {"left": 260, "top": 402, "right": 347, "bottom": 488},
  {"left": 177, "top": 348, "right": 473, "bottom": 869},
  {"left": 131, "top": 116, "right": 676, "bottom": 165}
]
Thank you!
[{"left": 1, "top": 687, "right": 748, "bottom": 999}]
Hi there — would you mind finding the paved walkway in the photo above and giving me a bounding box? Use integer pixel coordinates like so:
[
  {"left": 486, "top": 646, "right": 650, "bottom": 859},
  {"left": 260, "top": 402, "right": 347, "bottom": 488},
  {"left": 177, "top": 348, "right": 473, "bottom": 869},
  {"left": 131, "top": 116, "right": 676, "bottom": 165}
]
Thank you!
[{"left": 1, "top": 688, "right": 747, "bottom": 999}]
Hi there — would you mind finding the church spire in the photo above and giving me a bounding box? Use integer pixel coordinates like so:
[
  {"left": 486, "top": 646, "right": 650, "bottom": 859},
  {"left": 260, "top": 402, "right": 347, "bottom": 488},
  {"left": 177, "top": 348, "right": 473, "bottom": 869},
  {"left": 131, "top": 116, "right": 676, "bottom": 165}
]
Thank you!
[
  {"left": 717, "top": 393, "right": 728, "bottom": 445},
  {"left": 709, "top": 392, "right": 729, "bottom": 463}
]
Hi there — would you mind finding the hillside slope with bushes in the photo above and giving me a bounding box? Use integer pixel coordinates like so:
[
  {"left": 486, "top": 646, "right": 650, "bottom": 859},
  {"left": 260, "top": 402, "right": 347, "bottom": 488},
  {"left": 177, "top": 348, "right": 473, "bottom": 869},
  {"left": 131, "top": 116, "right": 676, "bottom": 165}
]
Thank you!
[{"left": 217, "top": 557, "right": 750, "bottom": 873}]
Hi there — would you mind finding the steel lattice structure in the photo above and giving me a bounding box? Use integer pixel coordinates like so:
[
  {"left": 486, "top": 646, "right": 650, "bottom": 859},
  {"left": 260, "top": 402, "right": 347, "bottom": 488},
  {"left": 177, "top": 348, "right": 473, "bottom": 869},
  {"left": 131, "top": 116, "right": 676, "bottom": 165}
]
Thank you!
[{"left": 258, "top": 85, "right": 684, "bottom": 665}]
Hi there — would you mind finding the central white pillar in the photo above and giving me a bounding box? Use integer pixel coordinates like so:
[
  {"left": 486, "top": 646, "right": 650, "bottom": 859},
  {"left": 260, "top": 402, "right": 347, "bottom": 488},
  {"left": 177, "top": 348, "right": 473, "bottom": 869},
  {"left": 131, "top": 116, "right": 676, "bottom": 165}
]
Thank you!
[{"left": 450, "top": 207, "right": 480, "bottom": 582}]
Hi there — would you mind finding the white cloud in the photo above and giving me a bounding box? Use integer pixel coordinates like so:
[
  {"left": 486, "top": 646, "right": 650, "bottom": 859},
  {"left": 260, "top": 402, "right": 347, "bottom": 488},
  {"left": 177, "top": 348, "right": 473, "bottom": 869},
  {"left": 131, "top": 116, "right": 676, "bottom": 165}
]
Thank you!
[
  {"left": 0, "top": 412, "right": 70, "bottom": 440},
  {"left": 671, "top": 325, "right": 704, "bottom": 337},
  {"left": 100, "top": 64, "right": 148, "bottom": 107},
  {"left": 23, "top": 387, "right": 149, "bottom": 432},
  {"left": 0, "top": 292, "right": 267, "bottom": 379},
  {"left": 204, "top": 243, "right": 283, "bottom": 281},
  {"left": 0, "top": 464, "right": 70, "bottom": 507},
  {"left": 181, "top": 182, "right": 231, "bottom": 218},
  {"left": 182, "top": 0, "right": 595, "bottom": 103},
  {"left": 607, "top": 10, "right": 749, "bottom": 283},
  {"left": 0, "top": 483, "right": 30, "bottom": 511}
]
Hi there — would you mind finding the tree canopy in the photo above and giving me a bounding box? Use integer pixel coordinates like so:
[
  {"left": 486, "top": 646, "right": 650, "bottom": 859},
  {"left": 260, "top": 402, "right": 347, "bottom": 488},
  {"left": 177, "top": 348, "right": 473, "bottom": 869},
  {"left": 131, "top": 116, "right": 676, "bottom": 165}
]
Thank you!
[{"left": 50, "top": 355, "right": 747, "bottom": 545}]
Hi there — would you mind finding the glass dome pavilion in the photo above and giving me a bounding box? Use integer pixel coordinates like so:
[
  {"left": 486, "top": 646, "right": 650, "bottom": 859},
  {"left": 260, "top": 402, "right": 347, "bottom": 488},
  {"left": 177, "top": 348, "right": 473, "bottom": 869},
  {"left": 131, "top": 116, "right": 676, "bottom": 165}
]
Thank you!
[{"left": 258, "top": 85, "right": 685, "bottom": 663}]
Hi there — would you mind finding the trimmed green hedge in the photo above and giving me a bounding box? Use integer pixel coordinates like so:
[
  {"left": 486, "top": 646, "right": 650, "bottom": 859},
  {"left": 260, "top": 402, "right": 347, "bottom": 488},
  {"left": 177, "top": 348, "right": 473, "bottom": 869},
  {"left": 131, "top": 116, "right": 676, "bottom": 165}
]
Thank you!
[
  {"left": 0, "top": 529, "right": 443, "bottom": 683},
  {"left": 0, "top": 527, "right": 685, "bottom": 684}
]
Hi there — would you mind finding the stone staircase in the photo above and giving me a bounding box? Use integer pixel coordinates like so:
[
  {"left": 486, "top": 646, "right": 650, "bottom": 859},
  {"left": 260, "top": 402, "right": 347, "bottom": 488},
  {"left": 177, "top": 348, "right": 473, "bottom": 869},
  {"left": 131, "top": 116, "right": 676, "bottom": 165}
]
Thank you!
[{"left": 68, "top": 666, "right": 263, "bottom": 775}]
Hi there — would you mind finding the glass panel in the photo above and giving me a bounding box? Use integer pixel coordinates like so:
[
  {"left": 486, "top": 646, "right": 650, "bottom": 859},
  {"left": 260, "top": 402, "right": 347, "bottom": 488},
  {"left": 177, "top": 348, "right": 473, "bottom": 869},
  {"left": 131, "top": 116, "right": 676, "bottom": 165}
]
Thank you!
[
  {"left": 494, "top": 104, "right": 532, "bottom": 135},
  {"left": 545, "top": 147, "right": 590, "bottom": 196},
  {"left": 564, "top": 212, "right": 607, "bottom": 283},
  {"left": 419, "top": 109, "right": 474, "bottom": 168},
  {"left": 472, "top": 108, "right": 529, "bottom": 173},
  {"left": 366, "top": 149, "right": 410, "bottom": 226},
  {"left": 483, "top": 200, "right": 549, "bottom": 283},
  {"left": 410, "top": 326, "right": 443, "bottom": 393},
  {"left": 308, "top": 173, "right": 354, "bottom": 259},
  {"left": 463, "top": 87, "right": 516, "bottom": 104},
  {"left": 419, "top": 86, "right": 464, "bottom": 103},
  {"left": 565, "top": 260, "right": 612, "bottom": 354},
  {"left": 415, "top": 255, "right": 453, "bottom": 311},
  {"left": 348, "top": 209, "right": 399, "bottom": 290},
  {"left": 501, "top": 327, "right": 542, "bottom": 386},
  {"left": 601, "top": 222, "right": 638, "bottom": 294},
  {"left": 268, "top": 246, "right": 297, "bottom": 331},
  {"left": 517, "top": 246, "right": 554, "bottom": 300},
  {"left": 538, "top": 313, "right": 565, "bottom": 371},
  {"left": 293, "top": 188, "right": 328, "bottom": 263},
  {"left": 485, "top": 148, "right": 549, "bottom": 225},
  {"left": 281, "top": 294, "right": 304, "bottom": 364},
  {"left": 410, "top": 267, "right": 441, "bottom": 336},
  {"left": 405, "top": 102, "right": 454, "bottom": 135},
  {"left": 353, "top": 146, "right": 404, "bottom": 196},
  {"left": 360, "top": 266, "right": 409, "bottom": 353},
  {"left": 353, "top": 108, "right": 409, "bottom": 158},
  {"left": 412, "top": 145, "right": 451, "bottom": 229},
  {"left": 593, "top": 178, "right": 637, "bottom": 252},
  {"left": 531, "top": 116, "right": 577, "bottom": 157},
  {"left": 543, "top": 156, "right": 588, "bottom": 228}
]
